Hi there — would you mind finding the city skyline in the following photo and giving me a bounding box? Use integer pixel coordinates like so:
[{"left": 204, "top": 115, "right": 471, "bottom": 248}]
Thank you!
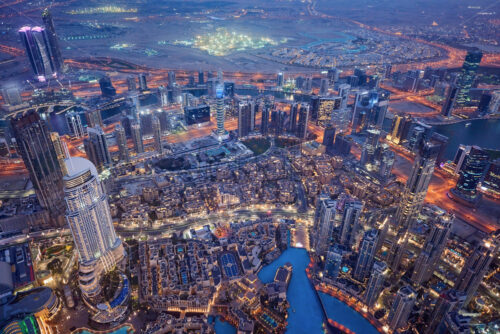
[{"left": 0, "top": 1, "right": 499, "bottom": 334}]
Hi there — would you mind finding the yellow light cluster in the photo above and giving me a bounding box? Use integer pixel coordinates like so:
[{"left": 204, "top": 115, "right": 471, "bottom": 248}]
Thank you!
[{"left": 192, "top": 28, "right": 277, "bottom": 56}]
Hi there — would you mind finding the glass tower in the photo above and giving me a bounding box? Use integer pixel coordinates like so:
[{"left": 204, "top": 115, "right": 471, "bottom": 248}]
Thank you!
[{"left": 455, "top": 50, "right": 483, "bottom": 106}]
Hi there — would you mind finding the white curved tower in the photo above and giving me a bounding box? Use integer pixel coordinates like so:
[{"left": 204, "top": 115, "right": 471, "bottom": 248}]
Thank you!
[{"left": 63, "top": 157, "right": 124, "bottom": 298}]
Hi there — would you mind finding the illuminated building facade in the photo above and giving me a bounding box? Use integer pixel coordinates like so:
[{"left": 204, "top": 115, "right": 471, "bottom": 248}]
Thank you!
[
  {"left": 454, "top": 233, "right": 499, "bottom": 305},
  {"left": 11, "top": 111, "right": 65, "bottom": 223},
  {"left": 18, "top": 26, "right": 55, "bottom": 80},
  {"left": 115, "top": 124, "right": 129, "bottom": 163},
  {"left": 455, "top": 50, "right": 483, "bottom": 106},
  {"left": 363, "top": 261, "right": 387, "bottom": 308},
  {"left": 450, "top": 145, "right": 489, "bottom": 204},
  {"left": 411, "top": 214, "right": 452, "bottom": 285},
  {"left": 388, "top": 285, "right": 416, "bottom": 330},
  {"left": 215, "top": 84, "right": 227, "bottom": 137},
  {"left": 42, "top": 8, "right": 64, "bottom": 73},
  {"left": 63, "top": 157, "right": 125, "bottom": 298}
]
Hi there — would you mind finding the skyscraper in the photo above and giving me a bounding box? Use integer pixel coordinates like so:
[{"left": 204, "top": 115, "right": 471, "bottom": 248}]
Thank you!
[
  {"left": 11, "top": 111, "right": 65, "bottom": 223},
  {"left": 127, "top": 76, "right": 137, "bottom": 91},
  {"left": 63, "top": 157, "right": 125, "bottom": 298},
  {"left": 114, "top": 124, "right": 129, "bottom": 163},
  {"left": 322, "top": 124, "right": 335, "bottom": 153},
  {"left": 338, "top": 197, "right": 363, "bottom": 248},
  {"left": 353, "top": 229, "right": 378, "bottom": 281},
  {"left": 215, "top": 84, "right": 227, "bottom": 138},
  {"left": 314, "top": 197, "right": 338, "bottom": 256},
  {"left": 296, "top": 103, "right": 310, "bottom": 139},
  {"left": 289, "top": 103, "right": 299, "bottom": 133},
  {"left": 436, "top": 312, "right": 471, "bottom": 334},
  {"left": 41, "top": 8, "right": 64, "bottom": 74},
  {"left": 450, "top": 145, "right": 489, "bottom": 205},
  {"left": 261, "top": 106, "right": 270, "bottom": 136},
  {"left": 238, "top": 102, "right": 252, "bottom": 138},
  {"left": 50, "top": 132, "right": 68, "bottom": 175},
  {"left": 396, "top": 141, "right": 439, "bottom": 228},
  {"left": 85, "top": 109, "right": 103, "bottom": 129},
  {"left": 482, "top": 158, "right": 500, "bottom": 197},
  {"left": 441, "top": 84, "right": 458, "bottom": 117},
  {"left": 131, "top": 121, "right": 144, "bottom": 154},
  {"left": 426, "top": 290, "right": 466, "bottom": 334},
  {"left": 390, "top": 141, "right": 440, "bottom": 269},
  {"left": 360, "top": 128, "right": 381, "bottom": 166},
  {"left": 363, "top": 261, "right": 387, "bottom": 308},
  {"left": 138, "top": 73, "right": 148, "bottom": 91},
  {"left": 324, "top": 246, "right": 343, "bottom": 279},
  {"left": 19, "top": 26, "right": 55, "bottom": 80},
  {"left": 338, "top": 84, "right": 350, "bottom": 109},
  {"left": 99, "top": 76, "right": 116, "bottom": 97},
  {"left": 65, "top": 111, "right": 85, "bottom": 138},
  {"left": 455, "top": 50, "right": 483, "bottom": 106},
  {"left": 277, "top": 72, "right": 284, "bottom": 87},
  {"left": 388, "top": 285, "right": 416, "bottom": 331},
  {"left": 411, "top": 214, "right": 453, "bottom": 285},
  {"left": 152, "top": 116, "right": 162, "bottom": 154},
  {"left": 198, "top": 70, "right": 204, "bottom": 85},
  {"left": 84, "top": 126, "right": 112, "bottom": 171},
  {"left": 455, "top": 233, "right": 499, "bottom": 305}
]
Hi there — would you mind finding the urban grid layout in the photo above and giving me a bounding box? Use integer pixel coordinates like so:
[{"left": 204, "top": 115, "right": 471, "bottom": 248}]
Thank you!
[{"left": 0, "top": 0, "right": 500, "bottom": 334}]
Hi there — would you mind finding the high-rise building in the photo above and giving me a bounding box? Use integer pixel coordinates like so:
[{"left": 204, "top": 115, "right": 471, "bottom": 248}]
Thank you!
[
  {"left": 450, "top": 145, "right": 489, "bottom": 204},
  {"left": 50, "top": 132, "right": 68, "bottom": 175},
  {"left": 19, "top": 26, "right": 55, "bottom": 80},
  {"left": 455, "top": 233, "right": 499, "bottom": 305},
  {"left": 319, "top": 78, "right": 329, "bottom": 96},
  {"left": 198, "top": 70, "right": 204, "bottom": 85},
  {"left": 353, "top": 229, "right": 378, "bottom": 281},
  {"left": 396, "top": 141, "right": 439, "bottom": 228},
  {"left": 277, "top": 72, "right": 284, "bottom": 87},
  {"left": 152, "top": 116, "right": 162, "bottom": 154},
  {"left": 363, "top": 261, "right": 387, "bottom": 308},
  {"left": 223, "top": 82, "right": 235, "bottom": 98},
  {"left": 338, "top": 197, "right": 363, "bottom": 248},
  {"left": 261, "top": 106, "right": 270, "bottom": 136},
  {"left": 453, "top": 144, "right": 471, "bottom": 174},
  {"left": 324, "top": 246, "right": 342, "bottom": 279},
  {"left": 168, "top": 71, "right": 176, "bottom": 88},
  {"left": 114, "top": 124, "right": 129, "bottom": 163},
  {"left": 318, "top": 97, "right": 341, "bottom": 124},
  {"left": 411, "top": 214, "right": 453, "bottom": 285},
  {"left": 482, "top": 159, "right": 500, "bottom": 197},
  {"left": 323, "top": 125, "right": 335, "bottom": 153},
  {"left": 158, "top": 85, "right": 168, "bottom": 107},
  {"left": 477, "top": 92, "right": 492, "bottom": 115},
  {"left": 360, "top": 128, "right": 381, "bottom": 166},
  {"left": 214, "top": 84, "right": 227, "bottom": 138},
  {"left": 65, "top": 111, "right": 85, "bottom": 138},
  {"left": 238, "top": 102, "right": 252, "bottom": 138},
  {"left": 289, "top": 103, "right": 299, "bottom": 133},
  {"left": 455, "top": 50, "right": 483, "bottom": 106},
  {"left": 63, "top": 157, "right": 125, "bottom": 297},
  {"left": 378, "top": 144, "right": 395, "bottom": 180},
  {"left": 99, "top": 76, "right": 116, "bottom": 97},
  {"left": 332, "top": 133, "right": 352, "bottom": 156},
  {"left": 388, "top": 285, "right": 416, "bottom": 331},
  {"left": 138, "top": 73, "right": 148, "bottom": 91},
  {"left": 436, "top": 312, "right": 471, "bottom": 334},
  {"left": 11, "top": 111, "right": 65, "bottom": 222},
  {"left": 338, "top": 84, "right": 350, "bottom": 109},
  {"left": 296, "top": 103, "right": 310, "bottom": 139},
  {"left": 426, "top": 290, "right": 466, "bottom": 334},
  {"left": 127, "top": 76, "right": 137, "bottom": 91},
  {"left": 41, "top": 8, "right": 64, "bottom": 74},
  {"left": 390, "top": 141, "right": 439, "bottom": 269},
  {"left": 1, "top": 86, "right": 22, "bottom": 106},
  {"left": 84, "top": 126, "right": 112, "bottom": 170},
  {"left": 314, "top": 197, "right": 338, "bottom": 256},
  {"left": 85, "top": 109, "right": 103, "bottom": 129},
  {"left": 441, "top": 84, "right": 458, "bottom": 117},
  {"left": 388, "top": 114, "right": 412, "bottom": 144},
  {"left": 131, "top": 121, "right": 144, "bottom": 154}
]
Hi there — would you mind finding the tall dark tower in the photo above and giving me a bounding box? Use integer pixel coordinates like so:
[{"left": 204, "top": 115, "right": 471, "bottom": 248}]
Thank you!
[
  {"left": 42, "top": 8, "right": 64, "bottom": 73},
  {"left": 19, "top": 26, "right": 54, "bottom": 80},
  {"left": 455, "top": 50, "right": 482, "bottom": 106},
  {"left": 11, "top": 111, "right": 65, "bottom": 225}
]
